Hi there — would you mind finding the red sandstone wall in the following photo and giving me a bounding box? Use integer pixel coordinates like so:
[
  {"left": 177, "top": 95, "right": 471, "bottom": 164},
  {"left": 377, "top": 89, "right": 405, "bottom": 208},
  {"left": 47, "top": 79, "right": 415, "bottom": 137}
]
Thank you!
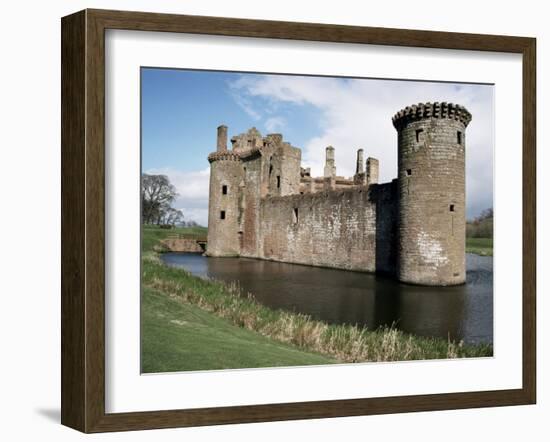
[{"left": 259, "top": 188, "right": 382, "bottom": 272}]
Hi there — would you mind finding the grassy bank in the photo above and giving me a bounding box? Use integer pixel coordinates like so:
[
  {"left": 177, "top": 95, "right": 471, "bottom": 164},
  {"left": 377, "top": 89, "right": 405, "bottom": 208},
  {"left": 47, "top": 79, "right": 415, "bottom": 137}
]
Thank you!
[
  {"left": 142, "top": 226, "right": 493, "bottom": 372},
  {"left": 142, "top": 225, "right": 207, "bottom": 251},
  {"left": 142, "top": 286, "right": 335, "bottom": 372},
  {"left": 466, "top": 237, "right": 493, "bottom": 256}
]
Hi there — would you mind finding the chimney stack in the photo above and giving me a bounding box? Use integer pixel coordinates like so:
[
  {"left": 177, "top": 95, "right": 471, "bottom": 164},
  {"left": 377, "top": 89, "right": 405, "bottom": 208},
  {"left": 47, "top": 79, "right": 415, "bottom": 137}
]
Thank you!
[
  {"left": 356, "top": 149, "right": 364, "bottom": 174},
  {"left": 324, "top": 146, "right": 336, "bottom": 178},
  {"left": 217, "top": 125, "right": 228, "bottom": 152},
  {"left": 367, "top": 157, "right": 379, "bottom": 184}
]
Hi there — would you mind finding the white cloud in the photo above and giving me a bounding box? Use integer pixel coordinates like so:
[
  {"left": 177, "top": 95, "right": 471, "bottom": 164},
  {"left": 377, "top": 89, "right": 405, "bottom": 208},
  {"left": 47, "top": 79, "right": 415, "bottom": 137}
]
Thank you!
[
  {"left": 264, "top": 116, "right": 286, "bottom": 133},
  {"left": 227, "top": 80, "right": 262, "bottom": 120},
  {"left": 230, "top": 75, "right": 493, "bottom": 218},
  {"left": 174, "top": 206, "right": 209, "bottom": 227},
  {"left": 145, "top": 167, "right": 210, "bottom": 226}
]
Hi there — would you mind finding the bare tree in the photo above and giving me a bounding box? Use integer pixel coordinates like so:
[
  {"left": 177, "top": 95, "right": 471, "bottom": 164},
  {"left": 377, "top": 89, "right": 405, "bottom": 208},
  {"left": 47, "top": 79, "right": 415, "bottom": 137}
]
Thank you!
[
  {"left": 466, "top": 207, "right": 493, "bottom": 238},
  {"left": 478, "top": 208, "right": 493, "bottom": 221},
  {"left": 141, "top": 174, "right": 178, "bottom": 225},
  {"left": 162, "top": 207, "right": 185, "bottom": 227}
]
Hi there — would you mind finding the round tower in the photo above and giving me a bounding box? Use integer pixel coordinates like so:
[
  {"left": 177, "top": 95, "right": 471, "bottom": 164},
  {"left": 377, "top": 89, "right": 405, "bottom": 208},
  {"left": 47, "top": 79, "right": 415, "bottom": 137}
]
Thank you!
[
  {"left": 392, "top": 102, "right": 472, "bottom": 286},
  {"left": 206, "top": 126, "right": 243, "bottom": 257}
]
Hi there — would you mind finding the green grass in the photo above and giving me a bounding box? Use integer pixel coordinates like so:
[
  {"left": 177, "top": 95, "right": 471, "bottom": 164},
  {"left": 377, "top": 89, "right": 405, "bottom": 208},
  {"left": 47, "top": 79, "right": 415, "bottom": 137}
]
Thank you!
[
  {"left": 142, "top": 224, "right": 207, "bottom": 251},
  {"left": 141, "top": 226, "right": 493, "bottom": 372},
  {"left": 142, "top": 286, "right": 335, "bottom": 373},
  {"left": 466, "top": 237, "right": 493, "bottom": 256}
]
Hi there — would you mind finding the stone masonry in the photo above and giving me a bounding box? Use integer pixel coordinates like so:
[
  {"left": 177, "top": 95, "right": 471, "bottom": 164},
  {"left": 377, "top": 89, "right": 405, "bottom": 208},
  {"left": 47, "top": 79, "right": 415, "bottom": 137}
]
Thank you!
[{"left": 206, "top": 102, "right": 472, "bottom": 286}]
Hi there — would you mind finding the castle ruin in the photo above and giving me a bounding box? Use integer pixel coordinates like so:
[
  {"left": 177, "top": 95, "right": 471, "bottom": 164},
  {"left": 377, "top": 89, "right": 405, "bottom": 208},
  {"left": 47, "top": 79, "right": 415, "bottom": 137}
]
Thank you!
[{"left": 206, "top": 102, "right": 472, "bottom": 286}]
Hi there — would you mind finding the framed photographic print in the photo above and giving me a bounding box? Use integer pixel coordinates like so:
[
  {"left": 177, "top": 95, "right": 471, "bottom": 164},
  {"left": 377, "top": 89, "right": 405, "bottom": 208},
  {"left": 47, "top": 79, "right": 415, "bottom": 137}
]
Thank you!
[{"left": 61, "top": 9, "right": 536, "bottom": 433}]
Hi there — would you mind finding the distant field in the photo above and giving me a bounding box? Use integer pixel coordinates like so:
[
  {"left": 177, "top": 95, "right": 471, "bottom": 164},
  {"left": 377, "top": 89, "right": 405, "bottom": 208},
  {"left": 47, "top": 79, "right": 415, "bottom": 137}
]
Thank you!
[
  {"left": 141, "top": 224, "right": 207, "bottom": 251},
  {"left": 142, "top": 224, "right": 207, "bottom": 235},
  {"left": 466, "top": 237, "right": 493, "bottom": 256}
]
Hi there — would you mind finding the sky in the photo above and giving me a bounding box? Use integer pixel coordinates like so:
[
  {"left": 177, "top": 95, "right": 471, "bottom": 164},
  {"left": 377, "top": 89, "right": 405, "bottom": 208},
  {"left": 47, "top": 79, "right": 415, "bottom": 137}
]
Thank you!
[{"left": 142, "top": 68, "right": 494, "bottom": 227}]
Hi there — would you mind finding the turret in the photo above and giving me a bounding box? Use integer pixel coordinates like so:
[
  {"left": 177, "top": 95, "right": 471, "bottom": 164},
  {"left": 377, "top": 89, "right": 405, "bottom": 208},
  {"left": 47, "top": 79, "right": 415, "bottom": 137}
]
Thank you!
[
  {"left": 206, "top": 125, "right": 243, "bottom": 257},
  {"left": 393, "top": 102, "right": 471, "bottom": 285}
]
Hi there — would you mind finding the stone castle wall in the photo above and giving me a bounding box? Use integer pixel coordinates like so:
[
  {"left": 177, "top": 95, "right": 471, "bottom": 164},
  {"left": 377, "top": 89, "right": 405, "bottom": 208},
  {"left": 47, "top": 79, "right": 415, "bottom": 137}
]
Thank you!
[
  {"left": 240, "top": 153, "right": 262, "bottom": 257},
  {"left": 260, "top": 189, "right": 377, "bottom": 272},
  {"left": 371, "top": 181, "right": 399, "bottom": 274},
  {"left": 257, "top": 183, "right": 398, "bottom": 273}
]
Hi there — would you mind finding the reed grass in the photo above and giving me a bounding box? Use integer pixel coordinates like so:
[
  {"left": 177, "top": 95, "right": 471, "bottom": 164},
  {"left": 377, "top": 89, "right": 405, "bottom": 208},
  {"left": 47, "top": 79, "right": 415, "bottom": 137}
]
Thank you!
[{"left": 142, "top": 250, "right": 493, "bottom": 363}]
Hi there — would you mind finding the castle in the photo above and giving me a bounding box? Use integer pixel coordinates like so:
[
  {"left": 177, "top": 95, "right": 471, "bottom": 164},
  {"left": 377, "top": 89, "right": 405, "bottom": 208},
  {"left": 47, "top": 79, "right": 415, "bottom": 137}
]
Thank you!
[{"left": 206, "top": 102, "right": 472, "bottom": 286}]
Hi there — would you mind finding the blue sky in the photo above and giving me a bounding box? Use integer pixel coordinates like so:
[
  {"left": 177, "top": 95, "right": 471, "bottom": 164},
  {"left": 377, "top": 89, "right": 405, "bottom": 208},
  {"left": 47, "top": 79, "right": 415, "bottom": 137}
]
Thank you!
[
  {"left": 142, "top": 68, "right": 494, "bottom": 226},
  {"left": 142, "top": 69, "right": 321, "bottom": 172}
]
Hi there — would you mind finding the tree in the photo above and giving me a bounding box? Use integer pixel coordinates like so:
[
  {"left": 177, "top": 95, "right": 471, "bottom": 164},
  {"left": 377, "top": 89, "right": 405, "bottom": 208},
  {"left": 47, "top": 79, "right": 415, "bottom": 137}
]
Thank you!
[
  {"left": 141, "top": 174, "right": 178, "bottom": 225},
  {"left": 466, "top": 207, "right": 493, "bottom": 238},
  {"left": 161, "top": 207, "right": 185, "bottom": 227},
  {"left": 478, "top": 208, "right": 493, "bottom": 221}
]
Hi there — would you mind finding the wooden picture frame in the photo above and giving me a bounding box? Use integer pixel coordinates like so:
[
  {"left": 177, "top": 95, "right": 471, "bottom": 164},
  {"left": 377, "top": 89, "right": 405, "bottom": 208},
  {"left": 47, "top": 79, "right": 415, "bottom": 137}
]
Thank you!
[{"left": 61, "top": 8, "right": 536, "bottom": 433}]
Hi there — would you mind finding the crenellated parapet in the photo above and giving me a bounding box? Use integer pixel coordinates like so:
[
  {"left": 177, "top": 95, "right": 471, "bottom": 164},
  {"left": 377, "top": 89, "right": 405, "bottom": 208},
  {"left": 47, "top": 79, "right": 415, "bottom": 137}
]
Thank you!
[
  {"left": 392, "top": 102, "right": 472, "bottom": 130},
  {"left": 207, "top": 151, "right": 241, "bottom": 163}
]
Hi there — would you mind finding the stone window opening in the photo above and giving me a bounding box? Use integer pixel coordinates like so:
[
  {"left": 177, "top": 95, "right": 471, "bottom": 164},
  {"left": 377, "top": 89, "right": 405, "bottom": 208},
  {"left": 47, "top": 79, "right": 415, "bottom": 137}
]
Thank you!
[
  {"left": 220, "top": 210, "right": 226, "bottom": 220},
  {"left": 222, "top": 185, "right": 227, "bottom": 195},
  {"left": 277, "top": 175, "right": 281, "bottom": 188},
  {"left": 415, "top": 128, "right": 424, "bottom": 143},
  {"left": 457, "top": 131, "right": 462, "bottom": 145},
  {"left": 406, "top": 169, "right": 412, "bottom": 176},
  {"left": 449, "top": 204, "right": 455, "bottom": 212},
  {"left": 269, "top": 164, "right": 273, "bottom": 176},
  {"left": 293, "top": 208, "right": 299, "bottom": 224}
]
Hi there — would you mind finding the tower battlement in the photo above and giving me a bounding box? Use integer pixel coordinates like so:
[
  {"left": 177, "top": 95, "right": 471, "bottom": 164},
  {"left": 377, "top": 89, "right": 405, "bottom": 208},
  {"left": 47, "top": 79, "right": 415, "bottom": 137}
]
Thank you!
[
  {"left": 207, "top": 151, "right": 241, "bottom": 162},
  {"left": 392, "top": 102, "right": 472, "bottom": 129}
]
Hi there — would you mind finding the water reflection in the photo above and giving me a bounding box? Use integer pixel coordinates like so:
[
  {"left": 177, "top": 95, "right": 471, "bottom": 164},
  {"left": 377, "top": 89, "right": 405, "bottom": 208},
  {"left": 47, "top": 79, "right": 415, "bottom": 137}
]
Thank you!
[{"left": 160, "top": 253, "right": 493, "bottom": 344}]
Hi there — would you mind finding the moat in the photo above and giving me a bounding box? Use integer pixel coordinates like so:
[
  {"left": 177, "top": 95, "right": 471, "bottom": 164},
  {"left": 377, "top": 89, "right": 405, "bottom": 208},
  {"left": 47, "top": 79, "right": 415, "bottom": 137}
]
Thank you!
[{"left": 160, "top": 253, "right": 493, "bottom": 345}]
